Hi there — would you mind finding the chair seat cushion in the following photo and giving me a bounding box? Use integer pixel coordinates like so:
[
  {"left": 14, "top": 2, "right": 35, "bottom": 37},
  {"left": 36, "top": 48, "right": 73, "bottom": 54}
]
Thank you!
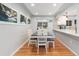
[
  {"left": 47, "top": 38, "right": 54, "bottom": 41},
  {"left": 31, "top": 38, "right": 37, "bottom": 40}
]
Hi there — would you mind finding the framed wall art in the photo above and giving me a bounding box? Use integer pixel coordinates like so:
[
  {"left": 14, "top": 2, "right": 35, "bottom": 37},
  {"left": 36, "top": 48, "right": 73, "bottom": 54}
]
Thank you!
[
  {"left": 27, "top": 18, "right": 31, "bottom": 24},
  {"left": 0, "top": 3, "right": 17, "bottom": 23},
  {"left": 20, "top": 15, "right": 26, "bottom": 24}
]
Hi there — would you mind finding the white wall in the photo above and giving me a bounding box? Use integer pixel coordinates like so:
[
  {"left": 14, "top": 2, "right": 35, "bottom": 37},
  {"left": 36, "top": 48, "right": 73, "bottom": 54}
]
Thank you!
[
  {"left": 31, "top": 17, "right": 54, "bottom": 33},
  {"left": 0, "top": 3, "right": 31, "bottom": 55},
  {"left": 0, "top": 24, "right": 31, "bottom": 56}
]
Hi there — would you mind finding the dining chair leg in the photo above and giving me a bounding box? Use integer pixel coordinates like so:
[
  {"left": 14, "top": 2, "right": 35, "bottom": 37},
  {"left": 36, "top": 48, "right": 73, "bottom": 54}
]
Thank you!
[
  {"left": 37, "top": 46, "right": 39, "bottom": 54},
  {"left": 28, "top": 40, "right": 30, "bottom": 47},
  {"left": 53, "top": 41, "right": 55, "bottom": 48},
  {"left": 45, "top": 46, "right": 47, "bottom": 54},
  {"left": 47, "top": 42, "right": 49, "bottom": 48}
]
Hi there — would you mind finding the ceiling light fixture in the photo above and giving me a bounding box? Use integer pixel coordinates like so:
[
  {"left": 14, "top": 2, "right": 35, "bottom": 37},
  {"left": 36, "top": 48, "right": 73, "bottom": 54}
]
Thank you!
[
  {"left": 35, "top": 12, "right": 38, "bottom": 15},
  {"left": 49, "top": 12, "right": 52, "bottom": 15},
  {"left": 53, "top": 3, "right": 56, "bottom": 6},
  {"left": 31, "top": 3, "right": 35, "bottom": 7}
]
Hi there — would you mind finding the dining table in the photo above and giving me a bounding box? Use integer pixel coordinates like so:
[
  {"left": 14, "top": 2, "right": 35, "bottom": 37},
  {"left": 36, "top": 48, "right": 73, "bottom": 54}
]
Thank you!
[{"left": 31, "top": 32, "right": 53, "bottom": 39}]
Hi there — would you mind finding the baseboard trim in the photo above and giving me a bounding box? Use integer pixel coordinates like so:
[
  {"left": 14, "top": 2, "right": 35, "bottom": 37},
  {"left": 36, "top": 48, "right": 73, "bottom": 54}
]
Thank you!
[
  {"left": 10, "top": 40, "right": 28, "bottom": 56},
  {"left": 57, "top": 39, "right": 78, "bottom": 56}
]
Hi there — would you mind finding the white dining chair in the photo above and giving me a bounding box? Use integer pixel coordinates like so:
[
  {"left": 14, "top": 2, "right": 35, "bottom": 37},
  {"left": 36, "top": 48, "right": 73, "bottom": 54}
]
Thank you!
[
  {"left": 28, "top": 30, "right": 37, "bottom": 47},
  {"left": 47, "top": 32, "right": 56, "bottom": 48},
  {"left": 37, "top": 38, "right": 47, "bottom": 54}
]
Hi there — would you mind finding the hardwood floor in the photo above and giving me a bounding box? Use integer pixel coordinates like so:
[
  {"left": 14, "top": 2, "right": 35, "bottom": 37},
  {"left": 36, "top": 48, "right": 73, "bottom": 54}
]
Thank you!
[{"left": 14, "top": 38, "right": 75, "bottom": 56}]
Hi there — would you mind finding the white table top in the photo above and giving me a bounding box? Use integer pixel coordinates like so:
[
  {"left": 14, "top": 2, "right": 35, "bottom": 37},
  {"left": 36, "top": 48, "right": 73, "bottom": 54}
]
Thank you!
[{"left": 31, "top": 35, "right": 53, "bottom": 38}]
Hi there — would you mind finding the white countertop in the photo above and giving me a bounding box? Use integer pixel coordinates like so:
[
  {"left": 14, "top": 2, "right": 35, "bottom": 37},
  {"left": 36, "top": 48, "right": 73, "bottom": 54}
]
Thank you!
[{"left": 54, "top": 29, "right": 79, "bottom": 38}]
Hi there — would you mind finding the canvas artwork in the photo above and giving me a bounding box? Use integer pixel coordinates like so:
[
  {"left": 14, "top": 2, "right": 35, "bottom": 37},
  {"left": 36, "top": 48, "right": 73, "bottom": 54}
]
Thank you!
[
  {"left": 0, "top": 3, "right": 17, "bottom": 23},
  {"left": 28, "top": 18, "right": 31, "bottom": 24},
  {"left": 20, "top": 15, "right": 26, "bottom": 24}
]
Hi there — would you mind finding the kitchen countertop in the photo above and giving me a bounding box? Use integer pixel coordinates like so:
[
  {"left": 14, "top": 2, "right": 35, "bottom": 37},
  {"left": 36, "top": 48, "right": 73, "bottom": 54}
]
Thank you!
[{"left": 53, "top": 29, "right": 79, "bottom": 38}]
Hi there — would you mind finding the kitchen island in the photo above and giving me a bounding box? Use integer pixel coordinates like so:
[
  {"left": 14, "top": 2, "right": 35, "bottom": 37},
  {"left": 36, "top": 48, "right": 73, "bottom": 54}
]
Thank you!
[{"left": 54, "top": 29, "right": 79, "bottom": 55}]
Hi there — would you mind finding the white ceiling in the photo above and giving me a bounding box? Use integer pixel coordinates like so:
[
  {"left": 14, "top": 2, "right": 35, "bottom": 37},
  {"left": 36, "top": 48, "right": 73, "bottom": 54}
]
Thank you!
[
  {"left": 24, "top": 3, "right": 63, "bottom": 16},
  {"left": 24, "top": 3, "right": 73, "bottom": 16}
]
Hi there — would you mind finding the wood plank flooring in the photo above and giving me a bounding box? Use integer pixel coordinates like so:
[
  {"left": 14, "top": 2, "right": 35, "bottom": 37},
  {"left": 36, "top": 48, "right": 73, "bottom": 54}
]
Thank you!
[{"left": 14, "top": 38, "right": 75, "bottom": 56}]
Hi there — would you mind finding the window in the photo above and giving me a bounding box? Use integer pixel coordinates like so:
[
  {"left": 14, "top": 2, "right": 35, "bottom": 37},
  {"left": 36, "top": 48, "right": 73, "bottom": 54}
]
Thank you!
[
  {"left": 66, "top": 20, "right": 72, "bottom": 26},
  {"left": 37, "top": 22, "right": 48, "bottom": 30}
]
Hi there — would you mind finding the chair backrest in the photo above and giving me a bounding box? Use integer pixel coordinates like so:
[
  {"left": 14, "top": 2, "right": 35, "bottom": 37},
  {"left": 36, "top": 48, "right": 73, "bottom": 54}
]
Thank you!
[
  {"left": 38, "top": 38, "right": 47, "bottom": 41},
  {"left": 37, "top": 38, "right": 47, "bottom": 45}
]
